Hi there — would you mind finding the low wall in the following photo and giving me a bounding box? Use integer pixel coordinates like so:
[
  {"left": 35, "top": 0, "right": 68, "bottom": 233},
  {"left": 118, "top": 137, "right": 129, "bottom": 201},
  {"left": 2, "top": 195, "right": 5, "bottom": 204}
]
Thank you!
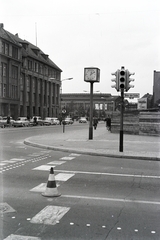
[
  {"left": 139, "top": 112, "right": 160, "bottom": 136},
  {"left": 111, "top": 111, "right": 160, "bottom": 136}
]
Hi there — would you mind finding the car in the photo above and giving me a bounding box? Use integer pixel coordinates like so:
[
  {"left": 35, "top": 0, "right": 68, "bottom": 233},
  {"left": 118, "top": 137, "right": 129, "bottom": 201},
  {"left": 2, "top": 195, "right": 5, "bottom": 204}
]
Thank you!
[
  {"left": 13, "top": 117, "right": 30, "bottom": 127},
  {"left": 43, "top": 117, "right": 60, "bottom": 126},
  {"left": 62, "top": 117, "right": 74, "bottom": 125},
  {"left": 0, "top": 116, "right": 7, "bottom": 128},
  {"left": 3, "top": 116, "right": 15, "bottom": 125},
  {"left": 0, "top": 116, "right": 14, "bottom": 128},
  {"left": 30, "top": 116, "right": 44, "bottom": 126},
  {"left": 43, "top": 117, "right": 52, "bottom": 126},
  {"left": 79, "top": 117, "right": 88, "bottom": 123},
  {"left": 52, "top": 118, "right": 60, "bottom": 125}
]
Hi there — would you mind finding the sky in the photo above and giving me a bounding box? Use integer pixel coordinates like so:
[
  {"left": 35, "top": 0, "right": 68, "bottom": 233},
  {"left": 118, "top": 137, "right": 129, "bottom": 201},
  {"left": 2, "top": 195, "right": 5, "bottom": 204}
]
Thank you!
[{"left": 1, "top": 0, "right": 160, "bottom": 101}]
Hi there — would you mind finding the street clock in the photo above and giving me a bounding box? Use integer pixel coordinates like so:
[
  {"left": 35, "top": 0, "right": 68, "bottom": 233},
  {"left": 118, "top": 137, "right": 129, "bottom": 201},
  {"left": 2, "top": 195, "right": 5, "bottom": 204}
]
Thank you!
[{"left": 84, "top": 67, "right": 100, "bottom": 82}]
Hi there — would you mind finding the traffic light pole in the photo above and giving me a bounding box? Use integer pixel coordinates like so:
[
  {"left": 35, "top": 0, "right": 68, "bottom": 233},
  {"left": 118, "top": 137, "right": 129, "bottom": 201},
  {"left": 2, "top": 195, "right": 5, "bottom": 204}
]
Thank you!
[{"left": 119, "top": 89, "right": 124, "bottom": 152}]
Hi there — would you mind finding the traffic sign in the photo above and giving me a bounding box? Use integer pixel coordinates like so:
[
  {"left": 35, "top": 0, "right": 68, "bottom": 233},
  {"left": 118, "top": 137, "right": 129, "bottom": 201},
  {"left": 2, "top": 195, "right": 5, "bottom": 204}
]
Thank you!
[
  {"left": 62, "top": 109, "right": 66, "bottom": 114},
  {"left": 124, "top": 93, "right": 140, "bottom": 99}
]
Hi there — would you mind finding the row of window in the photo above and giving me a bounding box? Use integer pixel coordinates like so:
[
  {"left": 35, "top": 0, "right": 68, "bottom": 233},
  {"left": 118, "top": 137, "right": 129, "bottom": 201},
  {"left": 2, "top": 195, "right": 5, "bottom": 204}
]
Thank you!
[
  {"left": 1, "top": 63, "right": 18, "bottom": 82},
  {"left": 20, "top": 91, "right": 58, "bottom": 106},
  {"left": 2, "top": 41, "right": 18, "bottom": 59},
  {"left": 24, "top": 58, "right": 59, "bottom": 78},
  {"left": 0, "top": 83, "right": 18, "bottom": 98},
  {"left": 20, "top": 75, "right": 58, "bottom": 94}
]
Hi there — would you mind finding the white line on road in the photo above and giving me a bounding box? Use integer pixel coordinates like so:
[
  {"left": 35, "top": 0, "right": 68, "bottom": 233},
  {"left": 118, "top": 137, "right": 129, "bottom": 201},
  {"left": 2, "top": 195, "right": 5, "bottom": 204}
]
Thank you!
[
  {"left": 54, "top": 169, "right": 160, "bottom": 179},
  {"left": 62, "top": 195, "right": 160, "bottom": 205}
]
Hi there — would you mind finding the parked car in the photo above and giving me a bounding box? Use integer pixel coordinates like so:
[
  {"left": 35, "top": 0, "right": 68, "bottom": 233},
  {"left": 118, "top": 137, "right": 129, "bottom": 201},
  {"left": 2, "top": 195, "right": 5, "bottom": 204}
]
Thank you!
[
  {"left": 43, "top": 117, "right": 60, "bottom": 126},
  {"left": 52, "top": 118, "right": 60, "bottom": 125},
  {"left": 43, "top": 117, "right": 52, "bottom": 126},
  {"left": 0, "top": 116, "right": 14, "bottom": 128},
  {"left": 62, "top": 117, "right": 74, "bottom": 125},
  {"left": 13, "top": 117, "right": 30, "bottom": 127},
  {"left": 79, "top": 117, "right": 88, "bottom": 123},
  {"left": 3, "top": 116, "right": 15, "bottom": 125},
  {"left": 0, "top": 116, "right": 7, "bottom": 128},
  {"left": 30, "top": 116, "right": 44, "bottom": 126}
]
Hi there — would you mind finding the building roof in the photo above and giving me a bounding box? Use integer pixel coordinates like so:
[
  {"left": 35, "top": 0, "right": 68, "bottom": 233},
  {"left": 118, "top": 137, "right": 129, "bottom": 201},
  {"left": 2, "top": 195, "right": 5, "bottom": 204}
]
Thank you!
[
  {"left": 0, "top": 23, "right": 62, "bottom": 72},
  {"left": 61, "top": 93, "right": 121, "bottom": 102},
  {"left": 141, "top": 93, "right": 153, "bottom": 100}
]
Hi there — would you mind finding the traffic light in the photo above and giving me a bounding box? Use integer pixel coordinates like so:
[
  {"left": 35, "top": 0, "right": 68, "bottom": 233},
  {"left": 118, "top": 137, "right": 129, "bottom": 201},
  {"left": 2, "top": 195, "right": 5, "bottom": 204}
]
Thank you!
[
  {"left": 119, "top": 66, "right": 126, "bottom": 90},
  {"left": 111, "top": 70, "right": 119, "bottom": 92},
  {"left": 126, "top": 70, "right": 135, "bottom": 92}
]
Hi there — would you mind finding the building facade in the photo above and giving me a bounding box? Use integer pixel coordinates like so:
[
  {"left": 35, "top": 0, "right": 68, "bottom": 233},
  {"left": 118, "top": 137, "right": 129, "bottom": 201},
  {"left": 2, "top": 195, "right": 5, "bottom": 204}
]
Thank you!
[
  {"left": 137, "top": 93, "right": 153, "bottom": 110},
  {"left": 61, "top": 93, "right": 121, "bottom": 119},
  {"left": 0, "top": 23, "right": 62, "bottom": 120}
]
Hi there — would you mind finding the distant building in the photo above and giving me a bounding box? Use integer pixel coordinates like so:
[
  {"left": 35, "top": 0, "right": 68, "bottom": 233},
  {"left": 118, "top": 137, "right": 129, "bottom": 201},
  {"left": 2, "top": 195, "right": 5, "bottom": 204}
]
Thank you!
[
  {"left": 60, "top": 93, "right": 121, "bottom": 119},
  {"left": 0, "top": 23, "right": 62, "bottom": 119},
  {"left": 153, "top": 70, "right": 160, "bottom": 106},
  {"left": 137, "top": 93, "right": 153, "bottom": 110}
]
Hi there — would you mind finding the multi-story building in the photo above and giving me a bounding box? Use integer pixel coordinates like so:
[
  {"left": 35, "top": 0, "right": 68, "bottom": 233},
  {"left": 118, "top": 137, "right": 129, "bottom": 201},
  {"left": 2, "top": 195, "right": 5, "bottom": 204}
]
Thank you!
[
  {"left": 61, "top": 93, "right": 121, "bottom": 119},
  {"left": 0, "top": 23, "right": 62, "bottom": 120}
]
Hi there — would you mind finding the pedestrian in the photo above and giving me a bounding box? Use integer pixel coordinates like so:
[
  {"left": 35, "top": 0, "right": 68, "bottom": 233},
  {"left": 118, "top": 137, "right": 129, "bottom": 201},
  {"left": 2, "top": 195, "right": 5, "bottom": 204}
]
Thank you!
[
  {"left": 93, "top": 116, "right": 98, "bottom": 130},
  {"left": 105, "top": 115, "right": 111, "bottom": 131},
  {"left": 7, "top": 116, "right": 10, "bottom": 127},
  {"left": 59, "top": 115, "right": 62, "bottom": 125},
  {"left": 34, "top": 116, "right": 37, "bottom": 125}
]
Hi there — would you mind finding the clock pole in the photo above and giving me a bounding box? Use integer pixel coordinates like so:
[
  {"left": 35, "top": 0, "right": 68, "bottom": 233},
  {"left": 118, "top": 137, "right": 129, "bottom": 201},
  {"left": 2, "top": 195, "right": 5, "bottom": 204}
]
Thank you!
[
  {"left": 84, "top": 67, "right": 100, "bottom": 140},
  {"left": 89, "top": 82, "right": 94, "bottom": 139}
]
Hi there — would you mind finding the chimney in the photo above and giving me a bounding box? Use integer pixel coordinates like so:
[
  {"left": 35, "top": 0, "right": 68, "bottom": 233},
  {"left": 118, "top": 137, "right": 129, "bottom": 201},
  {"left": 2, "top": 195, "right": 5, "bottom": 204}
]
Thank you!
[{"left": 0, "top": 23, "right": 4, "bottom": 28}]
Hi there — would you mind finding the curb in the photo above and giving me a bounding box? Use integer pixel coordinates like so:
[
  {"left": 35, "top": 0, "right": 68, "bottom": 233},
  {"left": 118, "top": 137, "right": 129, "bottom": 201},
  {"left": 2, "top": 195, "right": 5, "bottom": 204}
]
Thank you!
[{"left": 24, "top": 140, "right": 160, "bottom": 161}]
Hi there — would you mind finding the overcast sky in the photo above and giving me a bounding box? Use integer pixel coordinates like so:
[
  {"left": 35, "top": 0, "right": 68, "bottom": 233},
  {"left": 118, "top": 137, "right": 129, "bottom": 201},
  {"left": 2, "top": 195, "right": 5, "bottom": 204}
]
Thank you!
[{"left": 1, "top": 0, "right": 160, "bottom": 100}]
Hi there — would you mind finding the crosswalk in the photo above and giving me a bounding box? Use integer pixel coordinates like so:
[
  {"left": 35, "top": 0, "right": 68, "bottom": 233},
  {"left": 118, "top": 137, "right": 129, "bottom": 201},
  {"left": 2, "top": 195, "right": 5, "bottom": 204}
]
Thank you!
[
  {"left": 0, "top": 151, "right": 51, "bottom": 173},
  {"left": 2, "top": 151, "right": 81, "bottom": 240}
]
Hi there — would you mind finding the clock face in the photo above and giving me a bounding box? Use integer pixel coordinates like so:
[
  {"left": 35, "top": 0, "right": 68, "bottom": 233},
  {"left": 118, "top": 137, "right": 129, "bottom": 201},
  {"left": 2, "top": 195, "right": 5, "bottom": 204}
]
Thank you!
[{"left": 84, "top": 69, "right": 97, "bottom": 81}]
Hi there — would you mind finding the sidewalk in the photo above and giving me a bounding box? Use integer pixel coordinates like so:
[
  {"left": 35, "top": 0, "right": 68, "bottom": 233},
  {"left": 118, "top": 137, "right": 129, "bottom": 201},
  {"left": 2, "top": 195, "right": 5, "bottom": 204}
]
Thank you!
[{"left": 24, "top": 123, "right": 160, "bottom": 161}]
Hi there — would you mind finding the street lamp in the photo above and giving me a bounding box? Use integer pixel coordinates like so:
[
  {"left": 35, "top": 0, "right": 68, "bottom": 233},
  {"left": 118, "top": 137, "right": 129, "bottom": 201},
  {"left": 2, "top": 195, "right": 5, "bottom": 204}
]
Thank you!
[
  {"left": 60, "top": 77, "right": 73, "bottom": 133},
  {"left": 60, "top": 78, "right": 73, "bottom": 94},
  {"left": 60, "top": 77, "right": 73, "bottom": 113}
]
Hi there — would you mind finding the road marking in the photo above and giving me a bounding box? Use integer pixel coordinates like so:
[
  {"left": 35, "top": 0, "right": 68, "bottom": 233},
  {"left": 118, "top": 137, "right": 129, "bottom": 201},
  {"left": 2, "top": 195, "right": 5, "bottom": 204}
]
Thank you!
[
  {"left": 60, "top": 157, "right": 75, "bottom": 160},
  {"left": 16, "top": 146, "right": 26, "bottom": 149},
  {"left": 10, "top": 158, "right": 25, "bottom": 161},
  {"left": 4, "top": 235, "right": 41, "bottom": 240},
  {"left": 0, "top": 163, "right": 8, "bottom": 166},
  {"left": 30, "top": 205, "right": 70, "bottom": 225},
  {"left": 55, "top": 173, "right": 75, "bottom": 181},
  {"left": 62, "top": 195, "right": 160, "bottom": 205},
  {"left": 30, "top": 183, "right": 47, "bottom": 192},
  {"left": 30, "top": 182, "right": 60, "bottom": 192},
  {"left": 47, "top": 161, "right": 66, "bottom": 165},
  {"left": 54, "top": 169, "right": 160, "bottom": 179},
  {"left": 0, "top": 203, "right": 16, "bottom": 213},
  {"left": 69, "top": 153, "right": 81, "bottom": 156},
  {"left": 32, "top": 165, "right": 55, "bottom": 171}
]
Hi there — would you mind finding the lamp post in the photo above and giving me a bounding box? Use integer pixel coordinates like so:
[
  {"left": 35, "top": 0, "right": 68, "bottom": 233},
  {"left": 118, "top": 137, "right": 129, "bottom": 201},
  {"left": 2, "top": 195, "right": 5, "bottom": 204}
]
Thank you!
[
  {"left": 60, "top": 77, "right": 73, "bottom": 110},
  {"left": 60, "top": 77, "right": 73, "bottom": 133},
  {"left": 60, "top": 78, "right": 73, "bottom": 94}
]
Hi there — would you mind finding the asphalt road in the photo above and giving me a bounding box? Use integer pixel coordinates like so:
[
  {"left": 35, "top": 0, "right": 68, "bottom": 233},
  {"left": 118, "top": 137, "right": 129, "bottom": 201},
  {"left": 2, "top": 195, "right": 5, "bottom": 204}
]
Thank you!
[{"left": 1, "top": 125, "right": 160, "bottom": 240}]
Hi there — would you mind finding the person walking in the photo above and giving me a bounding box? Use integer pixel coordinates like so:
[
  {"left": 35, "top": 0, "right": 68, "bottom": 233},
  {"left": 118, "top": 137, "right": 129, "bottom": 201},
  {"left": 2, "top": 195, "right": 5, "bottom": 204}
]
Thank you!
[
  {"left": 93, "top": 116, "right": 98, "bottom": 130},
  {"left": 7, "top": 116, "right": 11, "bottom": 127},
  {"left": 105, "top": 115, "right": 111, "bottom": 131}
]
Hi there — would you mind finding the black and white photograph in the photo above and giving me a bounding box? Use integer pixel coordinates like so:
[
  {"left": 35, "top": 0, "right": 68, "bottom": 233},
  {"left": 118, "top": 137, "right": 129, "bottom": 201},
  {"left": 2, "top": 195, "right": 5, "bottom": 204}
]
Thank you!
[{"left": 0, "top": 0, "right": 160, "bottom": 239}]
